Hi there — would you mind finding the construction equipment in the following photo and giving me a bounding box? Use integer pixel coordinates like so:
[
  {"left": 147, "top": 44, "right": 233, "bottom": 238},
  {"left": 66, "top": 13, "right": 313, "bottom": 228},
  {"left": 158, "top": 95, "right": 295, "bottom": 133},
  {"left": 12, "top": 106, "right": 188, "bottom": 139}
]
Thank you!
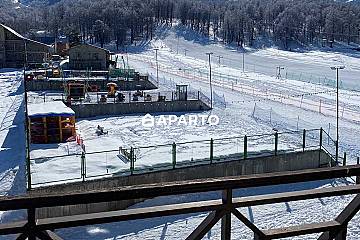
[
  {"left": 65, "top": 82, "right": 86, "bottom": 102},
  {"left": 107, "top": 82, "right": 118, "bottom": 97}
]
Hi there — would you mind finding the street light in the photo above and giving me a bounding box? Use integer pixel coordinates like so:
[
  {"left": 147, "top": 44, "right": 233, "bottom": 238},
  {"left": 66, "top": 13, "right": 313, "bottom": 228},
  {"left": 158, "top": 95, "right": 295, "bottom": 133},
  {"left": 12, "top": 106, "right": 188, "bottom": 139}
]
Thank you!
[
  {"left": 330, "top": 65, "right": 345, "bottom": 162},
  {"left": 154, "top": 48, "right": 159, "bottom": 85},
  {"left": 206, "top": 52, "right": 213, "bottom": 109}
]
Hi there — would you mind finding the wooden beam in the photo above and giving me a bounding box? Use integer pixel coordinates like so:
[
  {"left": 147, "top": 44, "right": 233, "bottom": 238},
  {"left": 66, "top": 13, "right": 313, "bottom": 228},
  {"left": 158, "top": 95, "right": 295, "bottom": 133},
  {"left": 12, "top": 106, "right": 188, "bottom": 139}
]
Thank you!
[
  {"left": 186, "top": 210, "right": 225, "bottom": 240},
  {"left": 231, "top": 208, "right": 266, "bottom": 238},
  {"left": 0, "top": 221, "right": 26, "bottom": 235},
  {"left": 36, "top": 230, "right": 64, "bottom": 240},
  {"left": 263, "top": 220, "right": 341, "bottom": 239},
  {"left": 233, "top": 185, "right": 360, "bottom": 208},
  {"left": 37, "top": 199, "right": 223, "bottom": 230},
  {"left": 16, "top": 233, "right": 28, "bottom": 240},
  {"left": 318, "top": 194, "right": 360, "bottom": 240},
  {"left": 1, "top": 165, "right": 360, "bottom": 211},
  {"left": 335, "top": 194, "right": 360, "bottom": 224},
  {"left": 221, "top": 189, "right": 232, "bottom": 240},
  {"left": 0, "top": 184, "right": 356, "bottom": 233}
]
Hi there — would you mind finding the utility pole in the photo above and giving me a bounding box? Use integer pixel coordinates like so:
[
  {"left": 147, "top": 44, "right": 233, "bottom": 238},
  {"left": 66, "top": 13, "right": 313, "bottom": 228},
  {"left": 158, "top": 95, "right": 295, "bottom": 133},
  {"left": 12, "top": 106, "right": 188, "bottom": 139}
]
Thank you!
[
  {"left": 154, "top": 48, "right": 159, "bottom": 85},
  {"left": 23, "top": 39, "right": 31, "bottom": 190},
  {"left": 330, "top": 66, "right": 345, "bottom": 162},
  {"left": 217, "top": 55, "right": 223, "bottom": 66},
  {"left": 206, "top": 52, "right": 213, "bottom": 109}
]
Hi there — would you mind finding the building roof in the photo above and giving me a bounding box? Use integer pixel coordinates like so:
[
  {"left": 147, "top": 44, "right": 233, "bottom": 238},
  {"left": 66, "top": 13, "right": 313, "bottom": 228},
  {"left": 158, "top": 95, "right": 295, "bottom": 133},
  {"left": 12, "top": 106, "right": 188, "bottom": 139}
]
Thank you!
[
  {"left": 69, "top": 43, "right": 111, "bottom": 54},
  {"left": 28, "top": 101, "right": 75, "bottom": 118},
  {"left": 0, "top": 24, "right": 52, "bottom": 48}
]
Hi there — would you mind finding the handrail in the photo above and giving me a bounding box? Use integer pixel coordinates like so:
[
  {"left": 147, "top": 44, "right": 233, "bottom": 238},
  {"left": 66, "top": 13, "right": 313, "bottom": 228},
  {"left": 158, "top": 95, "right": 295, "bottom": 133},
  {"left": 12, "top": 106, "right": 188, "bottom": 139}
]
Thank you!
[{"left": 12, "top": 165, "right": 360, "bottom": 210}]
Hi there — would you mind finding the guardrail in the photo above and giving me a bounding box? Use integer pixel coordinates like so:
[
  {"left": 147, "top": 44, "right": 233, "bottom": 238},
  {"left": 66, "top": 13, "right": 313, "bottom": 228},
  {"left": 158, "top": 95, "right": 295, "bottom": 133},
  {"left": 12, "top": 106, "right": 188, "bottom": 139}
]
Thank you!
[{"left": 3, "top": 165, "right": 360, "bottom": 239}]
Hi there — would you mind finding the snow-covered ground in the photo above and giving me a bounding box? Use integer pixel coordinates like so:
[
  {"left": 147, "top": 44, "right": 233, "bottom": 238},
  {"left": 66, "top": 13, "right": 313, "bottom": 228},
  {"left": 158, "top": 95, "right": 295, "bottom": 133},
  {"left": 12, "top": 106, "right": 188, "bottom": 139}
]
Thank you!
[
  {"left": 0, "top": 69, "right": 27, "bottom": 225},
  {"left": 56, "top": 27, "right": 360, "bottom": 239},
  {"left": 1, "top": 24, "right": 360, "bottom": 239}
]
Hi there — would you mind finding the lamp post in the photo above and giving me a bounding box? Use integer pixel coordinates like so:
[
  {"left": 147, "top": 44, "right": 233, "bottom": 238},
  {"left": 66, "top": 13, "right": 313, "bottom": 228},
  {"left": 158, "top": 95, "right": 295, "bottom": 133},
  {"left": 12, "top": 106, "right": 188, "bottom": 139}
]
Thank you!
[
  {"left": 330, "top": 65, "right": 345, "bottom": 162},
  {"left": 206, "top": 52, "right": 213, "bottom": 109},
  {"left": 23, "top": 39, "right": 31, "bottom": 190},
  {"left": 154, "top": 48, "right": 159, "bottom": 85}
]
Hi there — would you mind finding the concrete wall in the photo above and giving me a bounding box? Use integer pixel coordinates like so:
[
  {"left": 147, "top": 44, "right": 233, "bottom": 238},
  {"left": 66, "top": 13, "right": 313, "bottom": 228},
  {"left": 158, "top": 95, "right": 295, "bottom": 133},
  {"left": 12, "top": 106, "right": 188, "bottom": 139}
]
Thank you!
[
  {"left": 30, "top": 149, "right": 332, "bottom": 218},
  {"left": 70, "top": 100, "right": 211, "bottom": 118},
  {"left": 26, "top": 78, "right": 157, "bottom": 92}
]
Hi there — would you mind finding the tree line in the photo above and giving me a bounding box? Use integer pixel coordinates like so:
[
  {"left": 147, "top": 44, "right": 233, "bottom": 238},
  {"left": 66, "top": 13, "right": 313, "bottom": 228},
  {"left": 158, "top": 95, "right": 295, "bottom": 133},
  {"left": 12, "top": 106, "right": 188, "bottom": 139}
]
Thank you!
[{"left": 1, "top": 0, "right": 360, "bottom": 49}]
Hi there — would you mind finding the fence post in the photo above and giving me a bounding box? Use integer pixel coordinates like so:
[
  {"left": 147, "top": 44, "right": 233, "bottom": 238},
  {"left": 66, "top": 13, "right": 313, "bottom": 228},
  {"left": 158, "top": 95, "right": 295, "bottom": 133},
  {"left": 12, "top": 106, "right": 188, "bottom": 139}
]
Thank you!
[
  {"left": 172, "top": 142, "right": 176, "bottom": 169},
  {"left": 343, "top": 152, "right": 347, "bottom": 166},
  {"left": 302, "top": 129, "right": 306, "bottom": 152},
  {"left": 357, "top": 156, "right": 360, "bottom": 184},
  {"left": 244, "top": 135, "right": 248, "bottom": 159},
  {"left": 319, "top": 127, "right": 323, "bottom": 150},
  {"left": 130, "top": 147, "right": 134, "bottom": 174},
  {"left": 336, "top": 140, "right": 339, "bottom": 164},
  {"left": 274, "top": 132, "right": 278, "bottom": 156},
  {"left": 81, "top": 152, "right": 86, "bottom": 182},
  {"left": 210, "top": 138, "right": 214, "bottom": 164}
]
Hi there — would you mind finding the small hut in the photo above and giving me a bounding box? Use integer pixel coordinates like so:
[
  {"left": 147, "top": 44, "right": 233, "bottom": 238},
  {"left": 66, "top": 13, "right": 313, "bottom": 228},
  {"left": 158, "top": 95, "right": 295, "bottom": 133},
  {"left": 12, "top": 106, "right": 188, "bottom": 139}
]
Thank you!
[{"left": 28, "top": 101, "right": 76, "bottom": 144}]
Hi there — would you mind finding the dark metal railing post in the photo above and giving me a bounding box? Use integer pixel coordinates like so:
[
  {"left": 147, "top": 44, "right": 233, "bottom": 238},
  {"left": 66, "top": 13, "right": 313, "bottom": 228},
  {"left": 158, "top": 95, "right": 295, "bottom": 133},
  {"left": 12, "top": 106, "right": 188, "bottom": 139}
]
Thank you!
[
  {"left": 302, "top": 129, "right": 306, "bottom": 152},
  {"left": 81, "top": 152, "right": 86, "bottom": 182},
  {"left": 343, "top": 152, "right": 347, "bottom": 166},
  {"left": 274, "top": 132, "right": 278, "bottom": 156},
  {"left": 172, "top": 142, "right": 176, "bottom": 169},
  {"left": 319, "top": 127, "right": 323, "bottom": 150},
  {"left": 357, "top": 157, "right": 360, "bottom": 184},
  {"left": 336, "top": 140, "right": 339, "bottom": 164},
  {"left": 221, "top": 189, "right": 232, "bottom": 240},
  {"left": 130, "top": 147, "right": 134, "bottom": 175},
  {"left": 210, "top": 138, "right": 214, "bottom": 164},
  {"left": 244, "top": 135, "right": 248, "bottom": 159}
]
